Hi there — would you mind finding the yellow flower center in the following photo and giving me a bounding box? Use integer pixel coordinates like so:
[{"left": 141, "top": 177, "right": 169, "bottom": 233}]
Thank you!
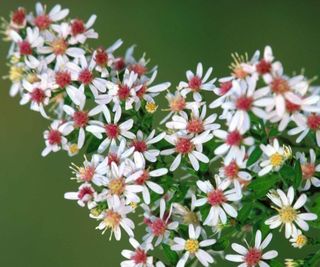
[
  {"left": 26, "top": 73, "right": 40, "bottom": 83},
  {"left": 9, "top": 66, "right": 24, "bottom": 82},
  {"left": 295, "top": 234, "right": 307, "bottom": 247},
  {"left": 69, "top": 144, "right": 79, "bottom": 155},
  {"left": 109, "top": 178, "right": 125, "bottom": 195},
  {"left": 129, "top": 202, "right": 138, "bottom": 209},
  {"left": 145, "top": 102, "right": 158, "bottom": 113},
  {"left": 270, "top": 152, "right": 284, "bottom": 167},
  {"left": 184, "top": 239, "right": 199, "bottom": 254},
  {"left": 279, "top": 206, "right": 297, "bottom": 223},
  {"left": 104, "top": 210, "right": 121, "bottom": 229}
]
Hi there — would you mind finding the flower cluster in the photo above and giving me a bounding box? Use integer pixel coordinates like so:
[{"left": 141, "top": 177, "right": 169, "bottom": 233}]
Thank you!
[{"left": 3, "top": 3, "right": 320, "bottom": 267}]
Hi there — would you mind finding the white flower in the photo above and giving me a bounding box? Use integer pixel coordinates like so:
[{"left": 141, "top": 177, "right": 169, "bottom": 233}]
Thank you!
[
  {"left": 258, "top": 139, "right": 289, "bottom": 176},
  {"left": 86, "top": 106, "right": 135, "bottom": 153},
  {"left": 296, "top": 149, "right": 320, "bottom": 191},
  {"left": 209, "top": 77, "right": 234, "bottom": 109},
  {"left": 226, "top": 230, "right": 278, "bottom": 267},
  {"left": 42, "top": 120, "right": 67, "bottom": 156},
  {"left": 121, "top": 238, "right": 154, "bottom": 267},
  {"left": 194, "top": 175, "right": 241, "bottom": 226},
  {"left": 289, "top": 228, "right": 307, "bottom": 249},
  {"left": 160, "top": 91, "right": 188, "bottom": 124},
  {"left": 178, "top": 62, "right": 216, "bottom": 102},
  {"left": 265, "top": 186, "right": 318, "bottom": 238},
  {"left": 69, "top": 15, "right": 98, "bottom": 44},
  {"left": 95, "top": 196, "right": 134, "bottom": 241},
  {"left": 144, "top": 199, "right": 178, "bottom": 246},
  {"left": 64, "top": 182, "right": 96, "bottom": 209},
  {"left": 166, "top": 104, "right": 220, "bottom": 136},
  {"left": 161, "top": 131, "right": 213, "bottom": 171},
  {"left": 214, "top": 129, "right": 254, "bottom": 165},
  {"left": 171, "top": 224, "right": 215, "bottom": 267}
]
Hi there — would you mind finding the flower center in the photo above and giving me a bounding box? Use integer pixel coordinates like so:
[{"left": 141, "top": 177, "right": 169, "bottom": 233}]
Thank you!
[
  {"left": 219, "top": 81, "right": 233, "bottom": 95},
  {"left": 188, "top": 76, "right": 202, "bottom": 91},
  {"left": 9, "top": 66, "right": 24, "bottom": 82},
  {"left": 73, "top": 111, "right": 89, "bottom": 128},
  {"left": 135, "top": 170, "right": 150, "bottom": 185},
  {"left": 68, "top": 144, "right": 79, "bottom": 155},
  {"left": 145, "top": 102, "right": 158, "bottom": 113},
  {"left": 285, "top": 100, "right": 301, "bottom": 113},
  {"left": 51, "top": 38, "right": 68, "bottom": 55},
  {"left": 269, "top": 152, "right": 284, "bottom": 167},
  {"left": 307, "top": 114, "right": 320, "bottom": 130},
  {"left": 114, "top": 58, "right": 125, "bottom": 71},
  {"left": 150, "top": 218, "right": 167, "bottom": 236},
  {"left": 226, "top": 130, "right": 242, "bottom": 146},
  {"left": 12, "top": 8, "right": 26, "bottom": 26},
  {"left": 71, "top": 19, "right": 85, "bottom": 36},
  {"left": 118, "top": 84, "right": 131, "bottom": 100},
  {"left": 244, "top": 248, "right": 262, "bottom": 267},
  {"left": 131, "top": 140, "right": 147, "bottom": 152},
  {"left": 30, "top": 88, "right": 45, "bottom": 104},
  {"left": 48, "top": 129, "right": 62, "bottom": 145},
  {"left": 78, "top": 69, "right": 93, "bottom": 85},
  {"left": 207, "top": 189, "right": 226, "bottom": 206},
  {"left": 184, "top": 239, "right": 199, "bottom": 254},
  {"left": 271, "top": 78, "right": 290, "bottom": 94},
  {"left": 55, "top": 71, "right": 71, "bottom": 88},
  {"left": 136, "top": 85, "right": 147, "bottom": 98},
  {"left": 236, "top": 96, "right": 253, "bottom": 111},
  {"left": 107, "top": 152, "right": 120, "bottom": 166},
  {"left": 131, "top": 249, "right": 147, "bottom": 264},
  {"left": 301, "top": 163, "right": 315, "bottom": 180},
  {"left": 34, "top": 15, "right": 51, "bottom": 30},
  {"left": 256, "top": 59, "right": 271, "bottom": 75},
  {"left": 279, "top": 206, "right": 297, "bottom": 223},
  {"left": 170, "top": 96, "right": 186, "bottom": 112},
  {"left": 94, "top": 48, "right": 108, "bottom": 66},
  {"left": 77, "top": 186, "right": 94, "bottom": 201},
  {"left": 131, "top": 64, "right": 147, "bottom": 76},
  {"left": 79, "top": 166, "right": 95, "bottom": 181},
  {"left": 104, "top": 210, "right": 121, "bottom": 229},
  {"left": 19, "top": 40, "right": 32, "bottom": 55},
  {"left": 296, "top": 234, "right": 307, "bottom": 247},
  {"left": 175, "top": 138, "right": 194, "bottom": 154},
  {"left": 104, "top": 124, "right": 120, "bottom": 139},
  {"left": 108, "top": 178, "right": 125, "bottom": 195},
  {"left": 187, "top": 119, "right": 204, "bottom": 134},
  {"left": 233, "top": 66, "right": 248, "bottom": 79},
  {"left": 224, "top": 160, "right": 239, "bottom": 179}
]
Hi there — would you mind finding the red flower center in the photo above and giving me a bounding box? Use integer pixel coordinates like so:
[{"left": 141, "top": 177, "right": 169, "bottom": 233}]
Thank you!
[
  {"left": 236, "top": 96, "right": 253, "bottom": 111},
  {"left": 78, "top": 69, "right": 93, "bottom": 85},
  {"left": 12, "top": 8, "right": 26, "bottom": 26},
  {"left": 19, "top": 41, "right": 32, "bottom": 55},
  {"left": 114, "top": 58, "right": 125, "bottom": 71},
  {"left": 73, "top": 111, "right": 89, "bottom": 128},
  {"left": 77, "top": 186, "right": 94, "bottom": 200},
  {"left": 136, "top": 85, "right": 147, "bottom": 98},
  {"left": 107, "top": 152, "right": 120, "bottom": 166},
  {"left": 79, "top": 166, "right": 95, "bottom": 182},
  {"left": 135, "top": 170, "right": 150, "bottom": 185},
  {"left": 207, "top": 189, "right": 226, "bottom": 206},
  {"left": 188, "top": 76, "right": 202, "bottom": 91},
  {"left": 48, "top": 129, "right": 62, "bottom": 145},
  {"left": 271, "top": 78, "right": 289, "bottom": 94},
  {"left": 34, "top": 15, "right": 51, "bottom": 30},
  {"left": 226, "top": 130, "right": 242, "bottom": 146},
  {"left": 224, "top": 160, "right": 239, "bottom": 179},
  {"left": 256, "top": 59, "right": 271, "bottom": 75},
  {"left": 285, "top": 99, "right": 301, "bottom": 113},
  {"left": 131, "top": 249, "right": 147, "bottom": 264},
  {"left": 244, "top": 248, "right": 262, "bottom": 267},
  {"left": 301, "top": 163, "right": 315, "bottom": 180},
  {"left": 175, "top": 138, "right": 194, "bottom": 154},
  {"left": 131, "top": 140, "right": 147, "bottom": 152},
  {"left": 151, "top": 218, "right": 167, "bottom": 236},
  {"left": 105, "top": 124, "right": 120, "bottom": 139},
  {"left": 51, "top": 38, "right": 68, "bottom": 55},
  {"left": 187, "top": 119, "right": 204, "bottom": 134},
  {"left": 131, "top": 64, "right": 147, "bottom": 76},
  {"left": 118, "top": 85, "right": 131, "bottom": 100},
  {"left": 170, "top": 97, "right": 186, "bottom": 112},
  {"left": 30, "top": 88, "right": 45, "bottom": 104},
  {"left": 55, "top": 71, "right": 71, "bottom": 88},
  {"left": 307, "top": 114, "right": 320, "bottom": 130},
  {"left": 219, "top": 81, "right": 233, "bottom": 95},
  {"left": 71, "top": 19, "right": 85, "bottom": 36},
  {"left": 94, "top": 48, "right": 108, "bottom": 66}
]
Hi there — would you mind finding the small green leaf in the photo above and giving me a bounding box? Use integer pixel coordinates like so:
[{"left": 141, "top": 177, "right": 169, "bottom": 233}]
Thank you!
[
  {"left": 294, "top": 160, "right": 302, "bottom": 189},
  {"left": 248, "top": 174, "right": 279, "bottom": 198},
  {"left": 211, "top": 237, "right": 230, "bottom": 251},
  {"left": 237, "top": 203, "right": 252, "bottom": 223},
  {"left": 162, "top": 243, "right": 179, "bottom": 265},
  {"left": 247, "top": 147, "right": 262, "bottom": 166}
]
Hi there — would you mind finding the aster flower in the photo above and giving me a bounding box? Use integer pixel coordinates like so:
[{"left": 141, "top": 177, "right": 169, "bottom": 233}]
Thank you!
[
  {"left": 296, "top": 149, "right": 320, "bottom": 191},
  {"left": 160, "top": 91, "right": 188, "bottom": 124},
  {"left": 178, "top": 62, "right": 216, "bottom": 102},
  {"left": 289, "top": 228, "right": 307, "bottom": 249},
  {"left": 161, "top": 131, "right": 213, "bottom": 171},
  {"left": 195, "top": 175, "right": 242, "bottom": 226},
  {"left": 171, "top": 224, "right": 215, "bottom": 267},
  {"left": 226, "top": 230, "right": 278, "bottom": 267},
  {"left": 69, "top": 15, "right": 98, "bottom": 44},
  {"left": 265, "top": 186, "right": 317, "bottom": 238},
  {"left": 172, "top": 193, "right": 200, "bottom": 226},
  {"left": 95, "top": 196, "right": 135, "bottom": 241},
  {"left": 209, "top": 77, "right": 234, "bottom": 109},
  {"left": 42, "top": 120, "right": 67, "bottom": 156},
  {"left": 86, "top": 106, "right": 135, "bottom": 153},
  {"left": 64, "top": 182, "right": 96, "bottom": 209},
  {"left": 10, "top": 7, "right": 27, "bottom": 30}
]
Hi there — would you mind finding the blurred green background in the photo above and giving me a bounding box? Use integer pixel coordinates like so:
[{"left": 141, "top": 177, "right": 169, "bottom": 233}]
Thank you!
[{"left": 1, "top": 1, "right": 320, "bottom": 266}]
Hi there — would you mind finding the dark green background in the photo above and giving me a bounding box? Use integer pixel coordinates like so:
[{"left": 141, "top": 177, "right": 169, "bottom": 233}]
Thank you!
[{"left": 1, "top": 1, "right": 320, "bottom": 266}]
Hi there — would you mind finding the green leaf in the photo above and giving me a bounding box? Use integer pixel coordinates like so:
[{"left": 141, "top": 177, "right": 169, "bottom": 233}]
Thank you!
[
  {"left": 247, "top": 147, "right": 262, "bottom": 166},
  {"left": 162, "top": 243, "right": 179, "bottom": 265},
  {"left": 294, "top": 160, "right": 302, "bottom": 189},
  {"left": 211, "top": 237, "right": 230, "bottom": 251},
  {"left": 248, "top": 174, "right": 279, "bottom": 198},
  {"left": 237, "top": 203, "right": 253, "bottom": 223}
]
